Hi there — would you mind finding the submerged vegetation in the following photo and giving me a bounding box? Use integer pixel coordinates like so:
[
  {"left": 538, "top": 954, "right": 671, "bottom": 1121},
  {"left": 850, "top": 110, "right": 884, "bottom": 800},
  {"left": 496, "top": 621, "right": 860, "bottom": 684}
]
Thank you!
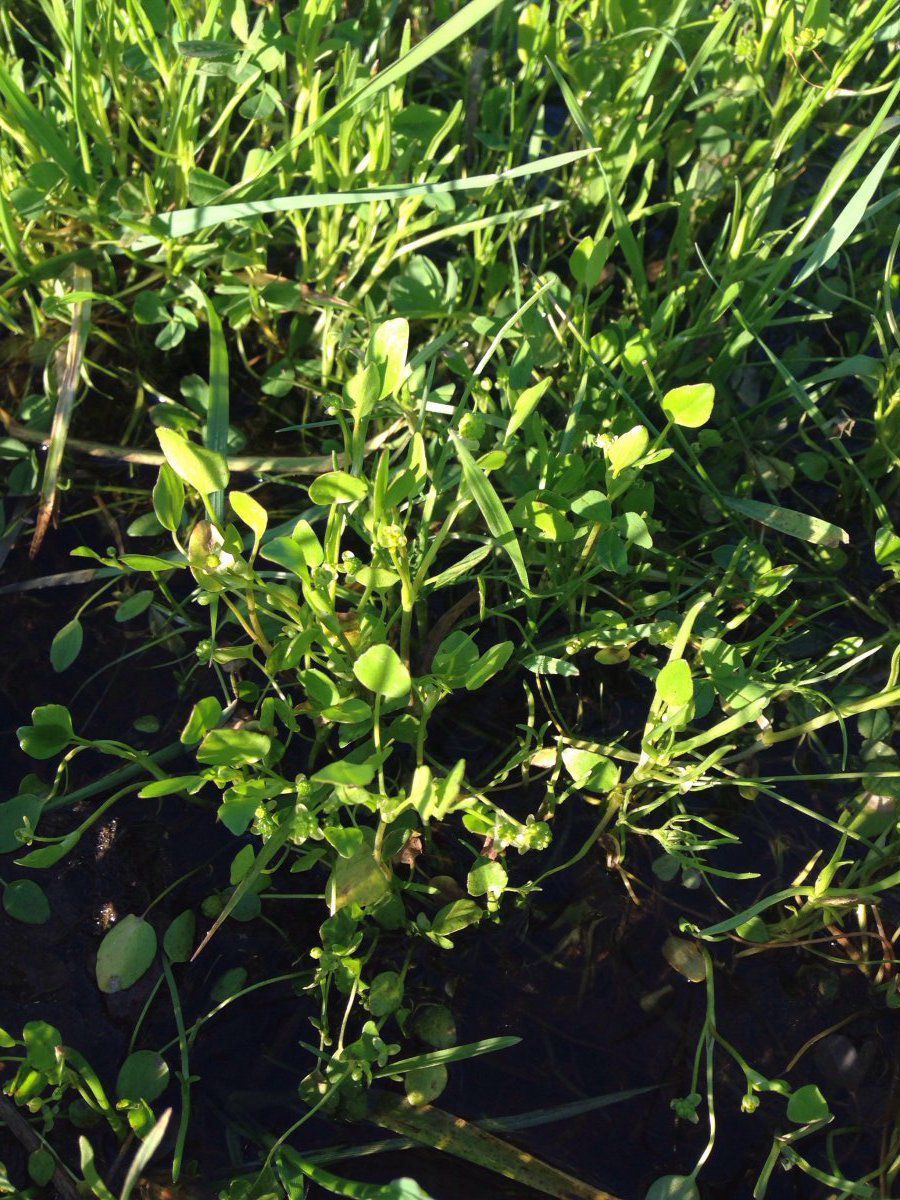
[{"left": 1, "top": 0, "right": 899, "bottom": 1197}]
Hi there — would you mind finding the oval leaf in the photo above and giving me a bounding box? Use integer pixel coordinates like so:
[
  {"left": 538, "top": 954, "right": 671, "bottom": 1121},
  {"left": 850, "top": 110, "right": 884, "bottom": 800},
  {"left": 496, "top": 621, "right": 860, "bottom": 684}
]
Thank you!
[{"left": 96, "top": 914, "right": 158, "bottom": 994}]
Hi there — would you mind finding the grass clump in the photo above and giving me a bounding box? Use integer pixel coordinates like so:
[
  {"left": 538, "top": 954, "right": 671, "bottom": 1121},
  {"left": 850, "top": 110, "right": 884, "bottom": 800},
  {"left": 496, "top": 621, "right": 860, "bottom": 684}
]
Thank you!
[{"left": 1, "top": 2, "right": 899, "bottom": 1199}]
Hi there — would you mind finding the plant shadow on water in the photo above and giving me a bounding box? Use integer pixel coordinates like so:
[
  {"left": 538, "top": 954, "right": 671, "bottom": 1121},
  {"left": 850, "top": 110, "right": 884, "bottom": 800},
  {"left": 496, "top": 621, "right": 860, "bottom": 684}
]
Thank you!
[{"left": 0, "top": 518, "right": 893, "bottom": 1200}]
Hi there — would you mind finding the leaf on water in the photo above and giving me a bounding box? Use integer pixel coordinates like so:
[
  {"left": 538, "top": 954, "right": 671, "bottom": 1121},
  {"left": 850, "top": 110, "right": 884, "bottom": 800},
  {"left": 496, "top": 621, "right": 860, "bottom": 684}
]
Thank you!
[
  {"left": 725, "top": 496, "right": 849, "bottom": 546},
  {"left": 662, "top": 937, "right": 707, "bottom": 983},
  {"left": 3, "top": 879, "right": 50, "bottom": 925},
  {"left": 96, "top": 914, "right": 158, "bottom": 994},
  {"left": 116, "top": 1050, "right": 169, "bottom": 1103}
]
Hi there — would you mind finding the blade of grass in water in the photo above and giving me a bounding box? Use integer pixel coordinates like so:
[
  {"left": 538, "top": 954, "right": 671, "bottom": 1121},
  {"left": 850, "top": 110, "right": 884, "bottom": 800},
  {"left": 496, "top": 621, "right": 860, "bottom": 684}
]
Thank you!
[{"left": 30, "top": 265, "right": 92, "bottom": 557}]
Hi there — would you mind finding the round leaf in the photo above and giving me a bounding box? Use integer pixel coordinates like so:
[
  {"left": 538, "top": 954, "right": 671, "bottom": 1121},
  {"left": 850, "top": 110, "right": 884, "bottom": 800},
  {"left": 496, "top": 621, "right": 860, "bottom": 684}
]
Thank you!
[
  {"left": 353, "top": 644, "right": 411, "bottom": 702},
  {"left": 661, "top": 383, "right": 715, "bottom": 428},
  {"left": 656, "top": 659, "right": 694, "bottom": 708},
  {"left": 787, "top": 1083, "right": 832, "bottom": 1125},
  {"left": 96, "top": 914, "right": 158, "bottom": 993},
  {"left": 404, "top": 1064, "right": 448, "bottom": 1107},
  {"left": 117, "top": 1050, "right": 169, "bottom": 1103},
  {"left": 3, "top": 879, "right": 50, "bottom": 925}
]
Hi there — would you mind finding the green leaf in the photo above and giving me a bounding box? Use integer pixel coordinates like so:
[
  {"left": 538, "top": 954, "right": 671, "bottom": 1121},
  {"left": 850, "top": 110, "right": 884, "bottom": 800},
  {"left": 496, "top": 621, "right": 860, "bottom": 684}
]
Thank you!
[
  {"left": 796, "top": 132, "right": 900, "bottom": 285},
  {"left": 96, "top": 915, "right": 158, "bottom": 993},
  {"left": 50, "top": 618, "right": 83, "bottom": 672},
  {"left": 661, "top": 383, "right": 715, "bottom": 428},
  {"left": 330, "top": 850, "right": 391, "bottom": 910},
  {"left": 467, "top": 858, "right": 507, "bottom": 899},
  {"left": 156, "top": 428, "right": 229, "bottom": 495},
  {"left": 3, "top": 879, "right": 50, "bottom": 924},
  {"left": 229, "top": 490, "right": 267, "bottom": 541},
  {"left": 163, "top": 910, "right": 196, "bottom": 963},
  {"left": 196, "top": 728, "right": 272, "bottom": 767},
  {"left": 725, "top": 496, "right": 849, "bottom": 547},
  {"left": 465, "top": 641, "right": 514, "bottom": 690},
  {"left": 28, "top": 1149, "right": 55, "bottom": 1188},
  {"left": 430, "top": 899, "right": 483, "bottom": 937},
  {"left": 606, "top": 425, "right": 649, "bottom": 476},
  {"left": 311, "top": 757, "right": 377, "bottom": 787},
  {"left": 505, "top": 377, "right": 551, "bottom": 441},
  {"left": 405, "top": 1064, "right": 448, "bottom": 1106},
  {"left": 367, "top": 971, "right": 404, "bottom": 1017},
  {"left": 23, "top": 1020, "right": 61, "bottom": 1072},
  {"left": 152, "top": 463, "right": 184, "bottom": 531},
  {"left": 308, "top": 471, "right": 369, "bottom": 505},
  {"left": 656, "top": 659, "right": 694, "bottom": 708},
  {"left": 17, "top": 704, "right": 74, "bottom": 760},
  {"left": 0, "top": 794, "right": 45, "bottom": 853},
  {"left": 787, "top": 1083, "right": 832, "bottom": 1125},
  {"left": 115, "top": 591, "right": 154, "bottom": 623},
  {"left": 368, "top": 318, "right": 409, "bottom": 400},
  {"left": 450, "top": 429, "right": 528, "bottom": 587},
  {"left": 561, "top": 747, "right": 620, "bottom": 792},
  {"left": 353, "top": 644, "right": 411, "bottom": 701},
  {"left": 148, "top": 148, "right": 597, "bottom": 240},
  {"left": 181, "top": 696, "right": 223, "bottom": 745},
  {"left": 645, "top": 1177, "right": 700, "bottom": 1200},
  {"left": 345, "top": 363, "right": 382, "bottom": 424},
  {"left": 116, "top": 1050, "right": 169, "bottom": 1103}
]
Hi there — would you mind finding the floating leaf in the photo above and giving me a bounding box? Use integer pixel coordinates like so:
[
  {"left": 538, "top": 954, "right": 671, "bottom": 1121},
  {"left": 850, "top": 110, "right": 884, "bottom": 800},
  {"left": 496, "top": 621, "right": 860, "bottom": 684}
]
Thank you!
[
  {"left": 117, "top": 1050, "right": 169, "bottom": 1103},
  {"left": 23, "top": 1020, "right": 61, "bottom": 1072},
  {"left": 405, "top": 1065, "right": 448, "bottom": 1106},
  {"left": 3, "top": 879, "right": 50, "bottom": 924},
  {"left": 163, "top": 910, "right": 196, "bottom": 963},
  {"left": 96, "top": 915, "right": 158, "bottom": 993},
  {"left": 331, "top": 850, "right": 391, "bottom": 910}
]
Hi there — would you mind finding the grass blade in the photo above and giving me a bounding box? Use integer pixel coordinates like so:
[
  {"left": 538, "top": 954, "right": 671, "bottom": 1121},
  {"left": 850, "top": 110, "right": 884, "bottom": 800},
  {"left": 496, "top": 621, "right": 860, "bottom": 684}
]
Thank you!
[
  {"left": 363, "top": 1089, "right": 621, "bottom": 1200},
  {"left": 724, "top": 496, "right": 849, "bottom": 547},
  {"left": 795, "top": 131, "right": 900, "bottom": 284},
  {"left": 30, "top": 265, "right": 92, "bottom": 557},
  {"left": 142, "top": 149, "right": 598, "bottom": 240},
  {"left": 449, "top": 429, "right": 528, "bottom": 587},
  {"left": 204, "top": 295, "right": 229, "bottom": 523},
  {"left": 223, "top": 0, "right": 504, "bottom": 197}
]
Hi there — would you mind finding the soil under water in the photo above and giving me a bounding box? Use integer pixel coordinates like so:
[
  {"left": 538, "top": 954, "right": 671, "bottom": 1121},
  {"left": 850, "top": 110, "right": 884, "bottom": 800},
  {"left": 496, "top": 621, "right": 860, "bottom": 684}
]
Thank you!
[{"left": 1, "top": 501, "right": 895, "bottom": 1200}]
